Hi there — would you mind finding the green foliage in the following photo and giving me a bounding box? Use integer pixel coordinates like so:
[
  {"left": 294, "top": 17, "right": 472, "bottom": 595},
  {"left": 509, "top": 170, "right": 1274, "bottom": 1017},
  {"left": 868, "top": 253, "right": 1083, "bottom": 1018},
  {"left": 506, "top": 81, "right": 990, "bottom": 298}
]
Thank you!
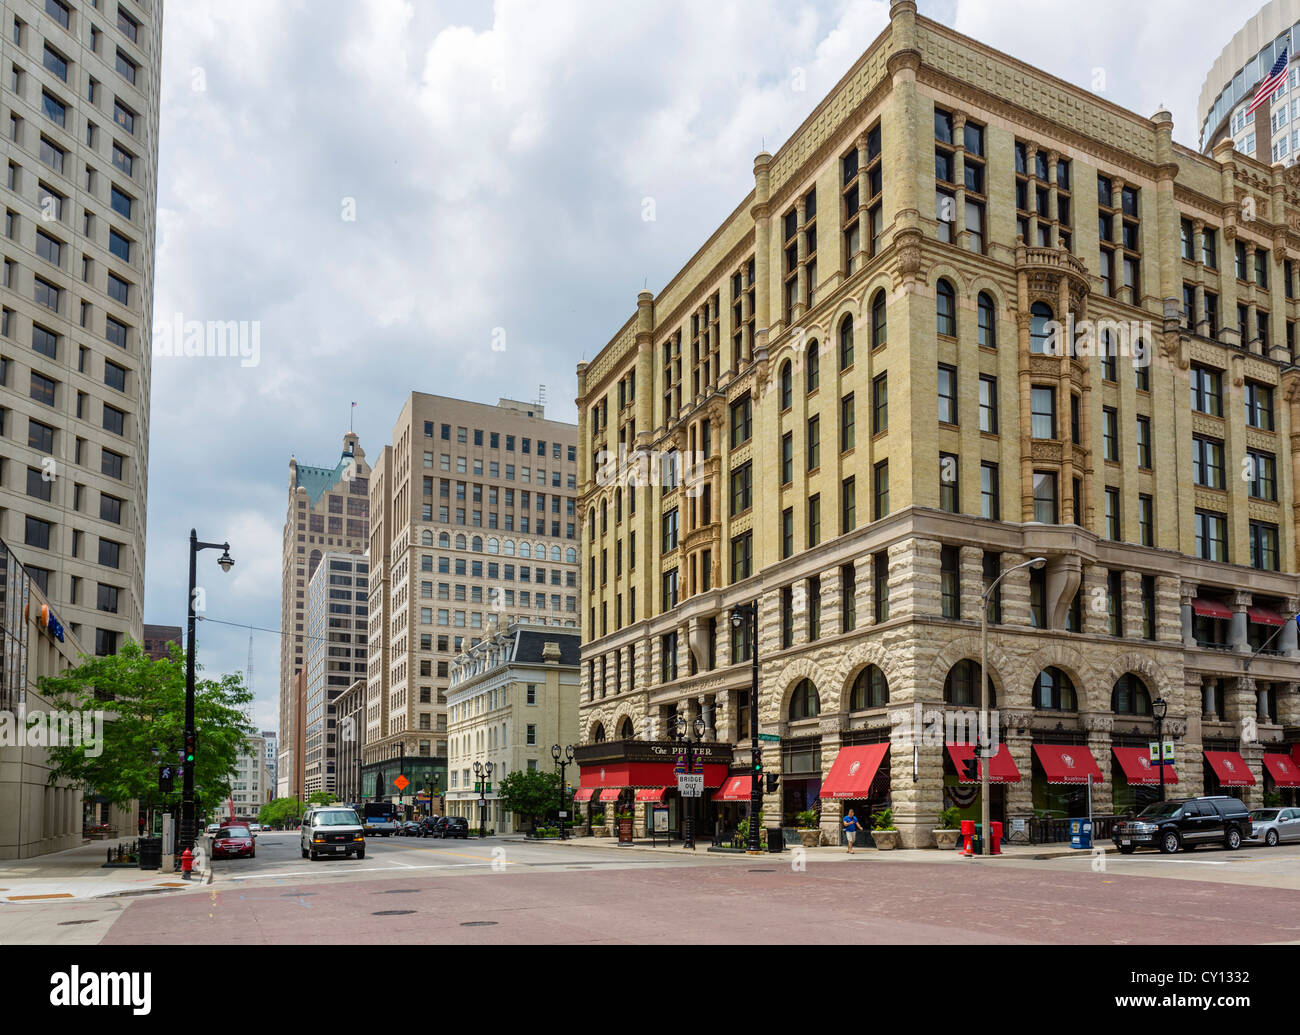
[
  {"left": 496, "top": 768, "right": 562, "bottom": 825},
  {"left": 871, "top": 806, "right": 895, "bottom": 831},
  {"left": 305, "top": 791, "right": 336, "bottom": 807},
  {"left": 1264, "top": 791, "right": 1283, "bottom": 807},
  {"left": 259, "top": 797, "right": 305, "bottom": 828},
  {"left": 939, "top": 806, "right": 962, "bottom": 830},
  {"left": 39, "top": 640, "right": 254, "bottom": 809},
  {"left": 796, "top": 809, "right": 818, "bottom": 830},
  {"left": 589, "top": 811, "right": 606, "bottom": 826}
]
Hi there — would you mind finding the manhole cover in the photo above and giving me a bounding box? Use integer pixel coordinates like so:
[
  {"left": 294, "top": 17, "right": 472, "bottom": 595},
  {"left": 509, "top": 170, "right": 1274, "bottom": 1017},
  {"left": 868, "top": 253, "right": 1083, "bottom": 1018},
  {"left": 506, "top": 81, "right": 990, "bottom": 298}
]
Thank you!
[
  {"left": 460, "top": 921, "right": 498, "bottom": 927},
  {"left": 748, "top": 868, "right": 775, "bottom": 873},
  {"left": 58, "top": 919, "right": 96, "bottom": 926},
  {"left": 372, "top": 910, "right": 416, "bottom": 916}
]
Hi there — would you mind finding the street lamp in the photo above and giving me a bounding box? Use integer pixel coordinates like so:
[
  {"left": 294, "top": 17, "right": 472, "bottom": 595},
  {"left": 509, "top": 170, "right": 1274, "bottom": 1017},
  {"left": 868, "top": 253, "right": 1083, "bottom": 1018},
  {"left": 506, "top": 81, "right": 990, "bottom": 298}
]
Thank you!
[
  {"left": 181, "top": 529, "right": 234, "bottom": 854},
  {"left": 552, "top": 743, "right": 574, "bottom": 840},
  {"left": 1153, "top": 696, "right": 1168, "bottom": 802},
  {"left": 671, "top": 715, "right": 706, "bottom": 849},
  {"left": 473, "top": 760, "right": 494, "bottom": 838},
  {"left": 979, "top": 556, "right": 1045, "bottom": 857},
  {"left": 730, "top": 600, "right": 762, "bottom": 854}
]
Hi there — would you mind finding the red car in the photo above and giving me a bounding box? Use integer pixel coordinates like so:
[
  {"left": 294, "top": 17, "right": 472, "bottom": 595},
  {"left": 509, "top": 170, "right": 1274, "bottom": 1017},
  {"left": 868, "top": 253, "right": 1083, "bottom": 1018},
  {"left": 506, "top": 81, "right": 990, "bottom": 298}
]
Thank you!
[{"left": 212, "top": 824, "right": 255, "bottom": 860}]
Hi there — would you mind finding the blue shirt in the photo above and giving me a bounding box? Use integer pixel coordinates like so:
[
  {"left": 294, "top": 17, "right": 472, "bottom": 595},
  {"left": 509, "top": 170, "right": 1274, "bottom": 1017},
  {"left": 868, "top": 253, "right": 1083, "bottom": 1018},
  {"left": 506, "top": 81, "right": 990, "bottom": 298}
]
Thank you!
[{"left": 843, "top": 815, "right": 858, "bottom": 831}]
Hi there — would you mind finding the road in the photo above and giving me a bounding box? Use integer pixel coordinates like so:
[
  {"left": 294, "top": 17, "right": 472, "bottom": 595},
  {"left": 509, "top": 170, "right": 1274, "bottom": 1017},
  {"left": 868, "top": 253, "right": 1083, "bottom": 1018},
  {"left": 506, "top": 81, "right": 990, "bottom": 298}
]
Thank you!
[{"left": 3, "top": 831, "right": 1299, "bottom": 945}]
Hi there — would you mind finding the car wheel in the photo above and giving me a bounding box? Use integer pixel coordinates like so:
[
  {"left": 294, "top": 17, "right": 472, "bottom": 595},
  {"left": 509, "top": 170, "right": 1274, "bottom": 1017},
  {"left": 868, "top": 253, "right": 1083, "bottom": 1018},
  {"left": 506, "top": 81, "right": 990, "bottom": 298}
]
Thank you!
[
  {"left": 309, "top": 848, "right": 318, "bottom": 860},
  {"left": 356, "top": 849, "right": 365, "bottom": 860},
  {"left": 301, "top": 846, "right": 308, "bottom": 859},
  {"left": 1159, "top": 830, "right": 1180, "bottom": 854},
  {"left": 1266, "top": 829, "right": 1279, "bottom": 847},
  {"left": 1118, "top": 845, "right": 1136, "bottom": 854},
  {"left": 250, "top": 851, "right": 255, "bottom": 859},
  {"left": 1225, "top": 828, "right": 1242, "bottom": 850}
]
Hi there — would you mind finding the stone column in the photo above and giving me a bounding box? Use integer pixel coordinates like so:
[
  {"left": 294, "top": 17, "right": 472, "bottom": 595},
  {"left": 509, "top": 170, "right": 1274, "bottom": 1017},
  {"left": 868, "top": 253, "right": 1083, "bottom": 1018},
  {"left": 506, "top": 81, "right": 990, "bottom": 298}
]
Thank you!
[
  {"left": 1083, "top": 716, "right": 1114, "bottom": 817},
  {"left": 952, "top": 113, "right": 968, "bottom": 252},
  {"left": 1081, "top": 564, "right": 1109, "bottom": 635},
  {"left": 1003, "top": 715, "right": 1035, "bottom": 826},
  {"left": 999, "top": 552, "right": 1032, "bottom": 627},
  {"left": 856, "top": 558, "right": 875, "bottom": 627},
  {"left": 1180, "top": 584, "right": 1198, "bottom": 648},
  {"left": 1046, "top": 151, "right": 1060, "bottom": 247},
  {"left": 793, "top": 195, "right": 808, "bottom": 323},
  {"left": 853, "top": 132, "right": 870, "bottom": 271},
  {"left": 1155, "top": 576, "right": 1182, "bottom": 643},
  {"left": 1121, "top": 570, "right": 1144, "bottom": 639},
  {"left": 1181, "top": 674, "right": 1207, "bottom": 798},
  {"left": 958, "top": 546, "right": 983, "bottom": 623},
  {"left": 1022, "top": 138, "right": 1040, "bottom": 244},
  {"left": 1230, "top": 591, "right": 1251, "bottom": 653},
  {"left": 1202, "top": 675, "right": 1219, "bottom": 721},
  {"left": 1282, "top": 597, "right": 1299, "bottom": 657},
  {"left": 897, "top": 538, "right": 942, "bottom": 618},
  {"left": 1278, "top": 681, "right": 1300, "bottom": 728},
  {"left": 819, "top": 732, "right": 844, "bottom": 847},
  {"left": 820, "top": 567, "right": 843, "bottom": 636},
  {"left": 1239, "top": 741, "right": 1265, "bottom": 809},
  {"left": 714, "top": 691, "right": 734, "bottom": 744}
]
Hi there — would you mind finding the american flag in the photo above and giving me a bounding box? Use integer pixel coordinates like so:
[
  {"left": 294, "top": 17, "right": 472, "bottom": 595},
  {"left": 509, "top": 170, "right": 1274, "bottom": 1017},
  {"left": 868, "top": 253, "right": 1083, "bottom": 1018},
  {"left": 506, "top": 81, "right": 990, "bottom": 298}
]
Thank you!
[{"left": 1246, "top": 48, "right": 1289, "bottom": 118}]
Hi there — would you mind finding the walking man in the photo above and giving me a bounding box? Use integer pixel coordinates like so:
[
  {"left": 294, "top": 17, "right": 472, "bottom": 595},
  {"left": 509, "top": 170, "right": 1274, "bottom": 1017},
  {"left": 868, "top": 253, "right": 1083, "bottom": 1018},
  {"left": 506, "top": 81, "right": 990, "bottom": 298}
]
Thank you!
[{"left": 842, "top": 808, "right": 861, "bottom": 854}]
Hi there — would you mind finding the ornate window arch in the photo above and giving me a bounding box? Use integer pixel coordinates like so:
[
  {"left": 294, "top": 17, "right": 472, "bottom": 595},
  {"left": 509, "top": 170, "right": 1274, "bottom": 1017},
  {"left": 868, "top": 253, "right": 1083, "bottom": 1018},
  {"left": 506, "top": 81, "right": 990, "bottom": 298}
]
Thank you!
[
  {"left": 455, "top": 534, "right": 467, "bottom": 550},
  {"left": 520, "top": 542, "right": 531, "bottom": 559},
  {"left": 869, "top": 290, "right": 887, "bottom": 348},
  {"left": 487, "top": 537, "right": 499, "bottom": 555},
  {"left": 838, "top": 315, "right": 855, "bottom": 370},
  {"left": 789, "top": 678, "right": 821, "bottom": 720},
  {"left": 943, "top": 659, "right": 994, "bottom": 707},
  {"left": 471, "top": 536, "right": 483, "bottom": 553},
  {"left": 504, "top": 539, "right": 516, "bottom": 556},
  {"left": 618, "top": 717, "right": 634, "bottom": 739},
  {"left": 1111, "top": 673, "right": 1152, "bottom": 715},
  {"left": 779, "top": 360, "right": 793, "bottom": 409},
  {"left": 806, "top": 340, "right": 820, "bottom": 393},
  {"left": 849, "top": 665, "right": 889, "bottom": 710},
  {"left": 1033, "top": 667, "right": 1077, "bottom": 711},
  {"left": 566, "top": 547, "right": 577, "bottom": 563},
  {"left": 1030, "top": 301, "right": 1054, "bottom": 353},
  {"left": 977, "top": 291, "right": 997, "bottom": 348}
]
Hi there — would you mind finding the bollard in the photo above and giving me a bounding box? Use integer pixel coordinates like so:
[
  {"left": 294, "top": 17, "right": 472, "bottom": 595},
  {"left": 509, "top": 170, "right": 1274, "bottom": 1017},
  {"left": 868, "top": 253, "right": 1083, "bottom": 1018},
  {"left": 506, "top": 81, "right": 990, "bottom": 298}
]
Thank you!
[{"left": 991, "top": 821, "right": 1003, "bottom": 855}]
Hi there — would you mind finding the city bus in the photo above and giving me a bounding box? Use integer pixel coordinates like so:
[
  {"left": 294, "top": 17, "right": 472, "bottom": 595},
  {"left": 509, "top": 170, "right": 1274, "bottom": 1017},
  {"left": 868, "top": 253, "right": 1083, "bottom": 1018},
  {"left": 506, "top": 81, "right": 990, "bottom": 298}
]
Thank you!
[{"left": 362, "top": 801, "right": 399, "bottom": 836}]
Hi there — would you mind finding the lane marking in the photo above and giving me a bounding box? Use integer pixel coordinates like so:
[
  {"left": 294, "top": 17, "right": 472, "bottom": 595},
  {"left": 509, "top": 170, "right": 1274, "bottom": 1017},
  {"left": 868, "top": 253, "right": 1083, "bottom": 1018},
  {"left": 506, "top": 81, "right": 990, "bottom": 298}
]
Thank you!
[
  {"left": 226, "top": 862, "right": 490, "bottom": 881},
  {"left": 6, "top": 893, "right": 74, "bottom": 900}
]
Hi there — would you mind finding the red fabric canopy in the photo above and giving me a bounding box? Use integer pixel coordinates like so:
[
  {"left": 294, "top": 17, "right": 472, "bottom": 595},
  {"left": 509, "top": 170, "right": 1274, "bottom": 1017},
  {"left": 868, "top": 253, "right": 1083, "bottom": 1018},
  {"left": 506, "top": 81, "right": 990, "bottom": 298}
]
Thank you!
[
  {"left": 1263, "top": 754, "right": 1300, "bottom": 787},
  {"left": 819, "top": 744, "right": 889, "bottom": 800},
  {"left": 946, "top": 742, "right": 1022, "bottom": 783},
  {"left": 714, "top": 774, "right": 756, "bottom": 802},
  {"left": 578, "top": 760, "right": 728, "bottom": 789},
  {"left": 1112, "top": 746, "right": 1178, "bottom": 786},
  {"left": 1204, "top": 750, "right": 1257, "bottom": 787},
  {"left": 1191, "top": 597, "right": 1233, "bottom": 620},
  {"left": 1033, "top": 744, "right": 1104, "bottom": 785},
  {"left": 598, "top": 788, "right": 623, "bottom": 802},
  {"left": 573, "top": 788, "right": 594, "bottom": 803},
  {"left": 634, "top": 787, "right": 668, "bottom": 803},
  {"left": 1247, "top": 605, "right": 1286, "bottom": 626}
]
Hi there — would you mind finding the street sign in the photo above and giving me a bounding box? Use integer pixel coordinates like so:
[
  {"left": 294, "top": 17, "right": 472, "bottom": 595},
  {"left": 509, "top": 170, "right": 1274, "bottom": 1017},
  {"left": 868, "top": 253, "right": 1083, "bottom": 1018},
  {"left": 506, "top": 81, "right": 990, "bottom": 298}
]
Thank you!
[
  {"left": 393, "top": 775, "right": 410, "bottom": 792},
  {"left": 478, "top": 798, "right": 486, "bottom": 807},
  {"left": 677, "top": 773, "right": 704, "bottom": 797},
  {"left": 1148, "top": 741, "right": 1175, "bottom": 765},
  {"left": 758, "top": 733, "right": 781, "bottom": 743},
  {"left": 558, "top": 811, "right": 568, "bottom": 818}
]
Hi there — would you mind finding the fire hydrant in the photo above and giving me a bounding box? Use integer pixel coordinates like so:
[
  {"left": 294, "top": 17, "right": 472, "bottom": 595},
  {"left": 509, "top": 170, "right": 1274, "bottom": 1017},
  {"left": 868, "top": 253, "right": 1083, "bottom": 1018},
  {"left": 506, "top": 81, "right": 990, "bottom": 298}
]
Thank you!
[{"left": 181, "top": 847, "right": 193, "bottom": 880}]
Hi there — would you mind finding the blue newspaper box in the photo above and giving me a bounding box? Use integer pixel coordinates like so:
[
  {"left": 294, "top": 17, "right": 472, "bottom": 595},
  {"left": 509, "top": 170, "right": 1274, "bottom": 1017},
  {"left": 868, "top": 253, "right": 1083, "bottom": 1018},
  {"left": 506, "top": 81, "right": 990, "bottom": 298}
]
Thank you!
[{"left": 1069, "top": 818, "right": 1092, "bottom": 850}]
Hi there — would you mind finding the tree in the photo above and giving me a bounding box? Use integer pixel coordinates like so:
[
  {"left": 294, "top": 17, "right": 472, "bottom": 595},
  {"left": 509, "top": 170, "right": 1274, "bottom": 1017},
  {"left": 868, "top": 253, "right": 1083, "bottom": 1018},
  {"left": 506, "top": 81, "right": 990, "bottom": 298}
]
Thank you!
[
  {"left": 40, "top": 639, "right": 255, "bottom": 811},
  {"left": 496, "top": 769, "right": 562, "bottom": 830},
  {"left": 259, "top": 797, "right": 305, "bottom": 829},
  {"left": 305, "top": 791, "right": 335, "bottom": 807}
]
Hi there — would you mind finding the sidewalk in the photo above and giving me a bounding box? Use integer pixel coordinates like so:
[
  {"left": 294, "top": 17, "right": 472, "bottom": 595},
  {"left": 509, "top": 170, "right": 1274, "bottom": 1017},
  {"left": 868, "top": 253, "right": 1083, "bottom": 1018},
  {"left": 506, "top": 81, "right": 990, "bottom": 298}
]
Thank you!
[{"left": 0, "top": 838, "right": 210, "bottom": 902}]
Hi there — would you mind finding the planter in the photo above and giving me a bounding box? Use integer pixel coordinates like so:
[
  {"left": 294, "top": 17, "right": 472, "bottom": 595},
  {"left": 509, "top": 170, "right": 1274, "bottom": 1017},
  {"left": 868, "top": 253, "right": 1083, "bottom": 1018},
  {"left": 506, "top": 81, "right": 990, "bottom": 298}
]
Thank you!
[
  {"left": 591, "top": 826, "right": 610, "bottom": 838},
  {"left": 798, "top": 829, "right": 820, "bottom": 848},
  {"left": 872, "top": 829, "right": 900, "bottom": 850},
  {"left": 932, "top": 829, "right": 960, "bottom": 850}
]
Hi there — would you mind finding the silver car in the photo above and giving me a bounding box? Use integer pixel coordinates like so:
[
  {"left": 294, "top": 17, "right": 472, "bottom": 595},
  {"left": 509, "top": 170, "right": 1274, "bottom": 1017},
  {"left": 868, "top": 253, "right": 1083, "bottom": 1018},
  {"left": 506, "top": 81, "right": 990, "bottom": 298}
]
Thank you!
[{"left": 1247, "top": 807, "right": 1300, "bottom": 846}]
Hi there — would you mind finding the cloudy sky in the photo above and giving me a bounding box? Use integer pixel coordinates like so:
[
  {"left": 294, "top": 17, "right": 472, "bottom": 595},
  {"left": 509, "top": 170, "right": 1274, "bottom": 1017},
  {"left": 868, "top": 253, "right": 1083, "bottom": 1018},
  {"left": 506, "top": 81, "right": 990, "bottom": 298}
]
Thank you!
[{"left": 145, "top": 0, "right": 1251, "bottom": 732}]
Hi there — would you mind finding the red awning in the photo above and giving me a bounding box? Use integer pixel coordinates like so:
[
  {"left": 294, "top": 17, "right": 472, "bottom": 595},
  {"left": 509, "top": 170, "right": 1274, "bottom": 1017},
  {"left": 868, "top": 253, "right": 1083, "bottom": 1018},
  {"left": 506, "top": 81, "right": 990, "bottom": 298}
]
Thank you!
[
  {"left": 1192, "top": 597, "right": 1233, "bottom": 620},
  {"left": 1263, "top": 754, "right": 1300, "bottom": 787},
  {"left": 819, "top": 744, "right": 889, "bottom": 800},
  {"left": 578, "top": 761, "right": 729, "bottom": 790},
  {"left": 1112, "top": 746, "right": 1179, "bottom": 786},
  {"left": 1033, "top": 744, "right": 1104, "bottom": 785},
  {"left": 946, "top": 743, "right": 1022, "bottom": 783},
  {"left": 573, "top": 788, "right": 594, "bottom": 803},
  {"left": 598, "top": 788, "right": 623, "bottom": 802},
  {"left": 714, "top": 774, "right": 756, "bottom": 802},
  {"left": 1247, "top": 605, "right": 1286, "bottom": 626},
  {"left": 1204, "top": 750, "right": 1257, "bottom": 787},
  {"left": 634, "top": 787, "right": 668, "bottom": 803}
]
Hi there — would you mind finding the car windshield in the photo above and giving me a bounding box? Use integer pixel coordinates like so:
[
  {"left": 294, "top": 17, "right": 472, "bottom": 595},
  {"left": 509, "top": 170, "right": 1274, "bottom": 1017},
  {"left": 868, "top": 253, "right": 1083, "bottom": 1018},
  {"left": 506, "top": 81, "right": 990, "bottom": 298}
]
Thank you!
[
  {"left": 218, "top": 827, "right": 250, "bottom": 839},
  {"left": 1250, "top": 809, "right": 1279, "bottom": 821},
  {"left": 1136, "top": 802, "right": 1182, "bottom": 819},
  {"left": 315, "top": 811, "right": 360, "bottom": 826}
]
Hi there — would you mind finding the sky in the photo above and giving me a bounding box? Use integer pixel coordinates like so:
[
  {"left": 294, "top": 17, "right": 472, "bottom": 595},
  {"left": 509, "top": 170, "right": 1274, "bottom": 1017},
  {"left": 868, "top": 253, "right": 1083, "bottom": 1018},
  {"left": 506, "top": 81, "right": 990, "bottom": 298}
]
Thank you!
[{"left": 145, "top": 0, "right": 1255, "bottom": 733}]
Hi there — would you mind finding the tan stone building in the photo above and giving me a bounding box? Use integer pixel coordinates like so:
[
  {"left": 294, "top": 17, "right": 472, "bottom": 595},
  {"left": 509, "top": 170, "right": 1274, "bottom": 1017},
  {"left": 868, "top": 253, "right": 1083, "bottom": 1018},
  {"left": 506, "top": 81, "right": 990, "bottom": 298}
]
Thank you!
[
  {"left": 445, "top": 622, "right": 581, "bottom": 833},
  {"left": 0, "top": 0, "right": 164, "bottom": 656},
  {"left": 574, "top": 1, "right": 1300, "bottom": 849},
  {"left": 277, "top": 432, "right": 370, "bottom": 798},
  {"left": 366, "top": 395, "right": 579, "bottom": 774}
]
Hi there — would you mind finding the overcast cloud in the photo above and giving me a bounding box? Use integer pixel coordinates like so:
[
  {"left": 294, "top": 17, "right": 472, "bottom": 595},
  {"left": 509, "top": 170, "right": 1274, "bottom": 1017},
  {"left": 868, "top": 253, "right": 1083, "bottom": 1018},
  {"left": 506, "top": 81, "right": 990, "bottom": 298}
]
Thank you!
[{"left": 145, "top": 0, "right": 1249, "bottom": 732}]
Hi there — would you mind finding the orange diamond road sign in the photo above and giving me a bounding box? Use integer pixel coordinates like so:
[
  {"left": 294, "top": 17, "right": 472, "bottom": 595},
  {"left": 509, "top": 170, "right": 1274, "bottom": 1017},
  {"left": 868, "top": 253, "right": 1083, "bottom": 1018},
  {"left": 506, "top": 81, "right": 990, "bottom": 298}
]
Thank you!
[{"left": 393, "top": 775, "right": 410, "bottom": 792}]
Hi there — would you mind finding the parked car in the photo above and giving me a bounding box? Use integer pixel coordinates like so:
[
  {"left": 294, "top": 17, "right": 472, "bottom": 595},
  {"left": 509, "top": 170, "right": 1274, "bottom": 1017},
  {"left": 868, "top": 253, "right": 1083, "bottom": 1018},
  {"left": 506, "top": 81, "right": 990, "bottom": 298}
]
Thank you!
[
  {"left": 205, "top": 823, "right": 220, "bottom": 835},
  {"left": 418, "top": 816, "right": 441, "bottom": 837},
  {"left": 212, "top": 825, "right": 256, "bottom": 860},
  {"left": 1113, "top": 796, "right": 1251, "bottom": 854},
  {"left": 430, "top": 816, "right": 469, "bottom": 839},
  {"left": 248, "top": 823, "right": 262, "bottom": 833},
  {"left": 300, "top": 807, "right": 366, "bottom": 861},
  {"left": 1247, "top": 807, "right": 1300, "bottom": 846},
  {"left": 399, "top": 821, "right": 422, "bottom": 836}
]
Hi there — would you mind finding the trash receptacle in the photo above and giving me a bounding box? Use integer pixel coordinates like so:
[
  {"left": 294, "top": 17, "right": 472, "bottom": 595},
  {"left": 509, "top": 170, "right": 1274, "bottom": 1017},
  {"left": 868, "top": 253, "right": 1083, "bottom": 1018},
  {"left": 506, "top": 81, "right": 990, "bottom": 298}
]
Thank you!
[
  {"left": 972, "top": 823, "right": 983, "bottom": 855},
  {"left": 1069, "top": 818, "right": 1092, "bottom": 850},
  {"left": 991, "top": 821, "right": 1003, "bottom": 855},
  {"left": 137, "top": 837, "right": 162, "bottom": 870},
  {"left": 960, "top": 819, "right": 974, "bottom": 854},
  {"left": 766, "top": 827, "right": 783, "bottom": 853}
]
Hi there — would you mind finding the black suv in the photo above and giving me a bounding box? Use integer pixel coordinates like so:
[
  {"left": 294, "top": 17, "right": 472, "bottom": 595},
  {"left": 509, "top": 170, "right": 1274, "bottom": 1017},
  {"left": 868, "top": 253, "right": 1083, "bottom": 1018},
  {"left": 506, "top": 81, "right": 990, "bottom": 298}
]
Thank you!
[
  {"left": 1113, "top": 796, "right": 1251, "bottom": 854},
  {"left": 430, "top": 816, "right": 469, "bottom": 839}
]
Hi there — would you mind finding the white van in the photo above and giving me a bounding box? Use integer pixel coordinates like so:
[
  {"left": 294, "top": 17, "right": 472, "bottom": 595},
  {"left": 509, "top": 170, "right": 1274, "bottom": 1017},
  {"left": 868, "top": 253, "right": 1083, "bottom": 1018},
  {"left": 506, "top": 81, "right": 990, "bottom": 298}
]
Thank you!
[{"left": 300, "top": 807, "right": 366, "bottom": 860}]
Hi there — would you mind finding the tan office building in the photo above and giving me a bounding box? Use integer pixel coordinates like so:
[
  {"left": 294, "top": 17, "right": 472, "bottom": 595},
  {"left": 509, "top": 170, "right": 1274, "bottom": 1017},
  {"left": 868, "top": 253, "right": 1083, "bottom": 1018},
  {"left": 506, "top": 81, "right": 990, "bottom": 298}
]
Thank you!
[
  {"left": 445, "top": 622, "right": 581, "bottom": 833},
  {"left": 366, "top": 395, "right": 579, "bottom": 773},
  {"left": 0, "top": 0, "right": 164, "bottom": 655},
  {"left": 574, "top": 1, "right": 1300, "bottom": 849},
  {"left": 278, "top": 432, "right": 370, "bottom": 798}
]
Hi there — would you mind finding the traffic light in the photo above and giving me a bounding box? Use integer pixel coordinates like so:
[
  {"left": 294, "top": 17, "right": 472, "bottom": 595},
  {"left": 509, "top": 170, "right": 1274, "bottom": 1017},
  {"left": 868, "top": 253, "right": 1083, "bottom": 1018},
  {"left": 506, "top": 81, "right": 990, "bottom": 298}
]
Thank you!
[
  {"left": 159, "top": 765, "right": 174, "bottom": 793},
  {"left": 961, "top": 756, "right": 979, "bottom": 781},
  {"left": 184, "top": 731, "right": 196, "bottom": 765},
  {"left": 765, "top": 772, "right": 780, "bottom": 793}
]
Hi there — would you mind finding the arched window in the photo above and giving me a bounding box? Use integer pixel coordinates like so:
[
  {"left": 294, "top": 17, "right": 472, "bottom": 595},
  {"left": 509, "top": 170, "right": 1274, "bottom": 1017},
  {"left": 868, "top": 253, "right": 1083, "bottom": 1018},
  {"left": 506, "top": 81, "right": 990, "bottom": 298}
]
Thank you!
[
  {"left": 614, "top": 488, "right": 623, "bottom": 523},
  {"left": 535, "top": 542, "right": 546, "bottom": 558},
  {"left": 601, "top": 501, "right": 608, "bottom": 535},
  {"left": 504, "top": 540, "right": 516, "bottom": 556},
  {"left": 520, "top": 542, "right": 531, "bottom": 559},
  {"left": 806, "top": 341, "right": 820, "bottom": 393},
  {"left": 455, "top": 534, "right": 467, "bottom": 550},
  {"left": 471, "top": 536, "right": 483, "bottom": 553},
  {"left": 788, "top": 679, "right": 820, "bottom": 720},
  {"left": 592, "top": 723, "right": 606, "bottom": 743},
  {"left": 308, "top": 549, "right": 322, "bottom": 580},
  {"left": 779, "top": 361, "right": 793, "bottom": 410},
  {"left": 838, "top": 315, "right": 854, "bottom": 370},
  {"left": 551, "top": 546, "right": 561, "bottom": 561},
  {"left": 487, "top": 537, "right": 499, "bottom": 555},
  {"left": 849, "top": 665, "right": 889, "bottom": 709},
  {"left": 944, "top": 659, "right": 994, "bottom": 707},
  {"left": 618, "top": 717, "right": 634, "bottom": 740},
  {"left": 589, "top": 509, "right": 596, "bottom": 541},
  {"left": 936, "top": 279, "right": 956, "bottom": 337},
  {"left": 566, "top": 548, "right": 577, "bottom": 563},
  {"left": 421, "top": 530, "right": 434, "bottom": 547},
  {"left": 1033, "top": 667, "right": 1077, "bottom": 711},
  {"left": 437, "top": 531, "right": 449, "bottom": 548},
  {"left": 1030, "top": 302, "right": 1054, "bottom": 354},
  {"left": 870, "top": 290, "right": 887, "bottom": 348},
  {"left": 1111, "top": 674, "right": 1152, "bottom": 715},
  {"left": 977, "top": 292, "right": 997, "bottom": 348}
]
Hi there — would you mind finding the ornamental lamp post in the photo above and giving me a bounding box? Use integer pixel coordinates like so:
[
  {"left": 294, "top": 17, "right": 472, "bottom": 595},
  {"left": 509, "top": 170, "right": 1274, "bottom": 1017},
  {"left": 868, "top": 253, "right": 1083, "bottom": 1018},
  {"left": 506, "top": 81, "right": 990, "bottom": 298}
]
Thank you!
[
  {"left": 181, "top": 530, "right": 234, "bottom": 854},
  {"left": 980, "top": 556, "right": 1044, "bottom": 857},
  {"left": 473, "top": 760, "right": 494, "bottom": 838},
  {"left": 671, "top": 715, "right": 706, "bottom": 849},
  {"left": 729, "top": 601, "right": 762, "bottom": 854},
  {"left": 552, "top": 743, "right": 574, "bottom": 839},
  {"left": 1153, "top": 696, "right": 1168, "bottom": 803}
]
